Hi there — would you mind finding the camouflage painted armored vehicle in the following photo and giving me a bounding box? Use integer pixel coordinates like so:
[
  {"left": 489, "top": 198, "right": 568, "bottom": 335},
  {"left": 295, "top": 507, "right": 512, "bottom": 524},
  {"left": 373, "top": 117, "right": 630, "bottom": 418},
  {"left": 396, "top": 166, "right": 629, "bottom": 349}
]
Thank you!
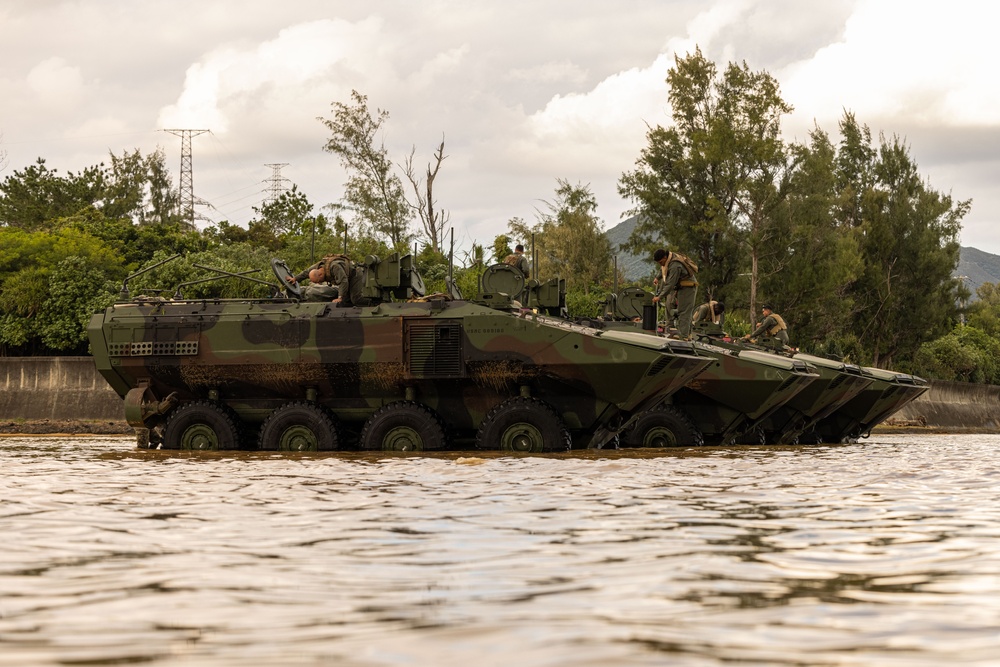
[
  {"left": 88, "top": 254, "right": 711, "bottom": 452},
  {"left": 755, "top": 353, "right": 874, "bottom": 444},
  {"left": 478, "top": 263, "right": 566, "bottom": 316},
  {"left": 620, "top": 342, "right": 819, "bottom": 447},
  {"left": 805, "top": 367, "right": 929, "bottom": 443},
  {"left": 692, "top": 327, "right": 928, "bottom": 444},
  {"left": 682, "top": 330, "right": 875, "bottom": 445}
]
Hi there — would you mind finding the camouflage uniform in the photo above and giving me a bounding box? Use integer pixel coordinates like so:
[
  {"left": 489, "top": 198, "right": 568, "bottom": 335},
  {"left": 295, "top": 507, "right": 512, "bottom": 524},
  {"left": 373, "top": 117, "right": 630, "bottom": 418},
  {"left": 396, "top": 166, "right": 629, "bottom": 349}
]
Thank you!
[
  {"left": 749, "top": 311, "right": 789, "bottom": 345},
  {"left": 655, "top": 252, "right": 698, "bottom": 338},
  {"left": 503, "top": 251, "right": 530, "bottom": 278},
  {"left": 294, "top": 255, "right": 369, "bottom": 307},
  {"left": 692, "top": 301, "right": 723, "bottom": 325}
]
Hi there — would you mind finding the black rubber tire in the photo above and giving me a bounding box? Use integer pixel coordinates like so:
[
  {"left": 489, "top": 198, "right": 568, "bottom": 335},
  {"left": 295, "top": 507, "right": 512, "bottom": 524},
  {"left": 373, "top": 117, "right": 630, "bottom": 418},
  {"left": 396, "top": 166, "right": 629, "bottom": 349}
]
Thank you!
[
  {"left": 258, "top": 402, "right": 339, "bottom": 451},
  {"left": 797, "top": 428, "right": 823, "bottom": 444},
  {"left": 621, "top": 404, "right": 703, "bottom": 448},
  {"left": 475, "top": 397, "right": 571, "bottom": 452},
  {"left": 733, "top": 425, "right": 766, "bottom": 445},
  {"left": 162, "top": 401, "right": 241, "bottom": 451},
  {"left": 360, "top": 401, "right": 446, "bottom": 451}
]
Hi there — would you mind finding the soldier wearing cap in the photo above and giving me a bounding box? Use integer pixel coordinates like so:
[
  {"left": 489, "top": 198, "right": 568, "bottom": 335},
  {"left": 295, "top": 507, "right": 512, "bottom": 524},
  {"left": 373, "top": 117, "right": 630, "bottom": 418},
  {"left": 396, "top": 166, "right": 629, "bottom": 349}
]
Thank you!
[
  {"left": 744, "top": 304, "right": 789, "bottom": 345},
  {"left": 652, "top": 248, "right": 699, "bottom": 338}
]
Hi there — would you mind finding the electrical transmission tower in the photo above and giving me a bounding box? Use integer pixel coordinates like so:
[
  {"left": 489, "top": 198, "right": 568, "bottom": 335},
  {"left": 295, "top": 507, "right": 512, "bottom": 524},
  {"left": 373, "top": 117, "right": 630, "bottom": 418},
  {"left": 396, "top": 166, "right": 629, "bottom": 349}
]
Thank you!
[
  {"left": 264, "top": 163, "right": 290, "bottom": 206},
  {"left": 163, "top": 129, "right": 209, "bottom": 227}
]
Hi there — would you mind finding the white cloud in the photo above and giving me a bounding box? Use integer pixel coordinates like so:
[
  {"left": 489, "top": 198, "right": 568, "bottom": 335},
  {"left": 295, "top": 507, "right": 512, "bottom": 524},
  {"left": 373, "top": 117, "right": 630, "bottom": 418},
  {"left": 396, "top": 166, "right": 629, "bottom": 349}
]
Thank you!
[
  {"left": 157, "top": 17, "right": 386, "bottom": 133},
  {"left": 26, "top": 57, "right": 84, "bottom": 102},
  {"left": 780, "top": 0, "right": 1000, "bottom": 130}
]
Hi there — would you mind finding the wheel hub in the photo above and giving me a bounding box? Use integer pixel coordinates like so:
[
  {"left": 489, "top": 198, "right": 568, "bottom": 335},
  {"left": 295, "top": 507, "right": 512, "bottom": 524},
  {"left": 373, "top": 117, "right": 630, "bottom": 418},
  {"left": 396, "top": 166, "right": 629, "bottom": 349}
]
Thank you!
[
  {"left": 279, "top": 425, "right": 318, "bottom": 451},
  {"left": 501, "top": 423, "right": 544, "bottom": 452},
  {"left": 383, "top": 426, "right": 422, "bottom": 451},
  {"left": 180, "top": 424, "right": 219, "bottom": 450},
  {"left": 644, "top": 426, "right": 677, "bottom": 448}
]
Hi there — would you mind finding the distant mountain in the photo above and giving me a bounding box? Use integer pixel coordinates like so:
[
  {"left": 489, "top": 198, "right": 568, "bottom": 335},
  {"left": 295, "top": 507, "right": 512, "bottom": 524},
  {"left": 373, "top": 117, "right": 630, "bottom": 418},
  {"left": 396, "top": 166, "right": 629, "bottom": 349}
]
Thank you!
[
  {"left": 956, "top": 246, "right": 1000, "bottom": 297},
  {"left": 605, "top": 218, "right": 1000, "bottom": 299},
  {"left": 605, "top": 215, "right": 649, "bottom": 282}
]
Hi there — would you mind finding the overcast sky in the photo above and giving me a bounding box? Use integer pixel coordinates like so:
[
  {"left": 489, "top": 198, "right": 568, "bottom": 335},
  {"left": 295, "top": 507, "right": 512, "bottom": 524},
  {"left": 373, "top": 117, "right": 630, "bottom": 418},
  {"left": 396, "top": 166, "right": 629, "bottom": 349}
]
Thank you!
[{"left": 1, "top": 0, "right": 997, "bottom": 255}]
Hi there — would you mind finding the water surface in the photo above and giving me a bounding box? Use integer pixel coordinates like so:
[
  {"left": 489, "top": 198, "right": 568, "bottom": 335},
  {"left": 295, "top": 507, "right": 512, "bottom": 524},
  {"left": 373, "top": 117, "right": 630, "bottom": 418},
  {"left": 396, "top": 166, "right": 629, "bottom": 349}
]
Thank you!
[{"left": 1, "top": 434, "right": 998, "bottom": 666}]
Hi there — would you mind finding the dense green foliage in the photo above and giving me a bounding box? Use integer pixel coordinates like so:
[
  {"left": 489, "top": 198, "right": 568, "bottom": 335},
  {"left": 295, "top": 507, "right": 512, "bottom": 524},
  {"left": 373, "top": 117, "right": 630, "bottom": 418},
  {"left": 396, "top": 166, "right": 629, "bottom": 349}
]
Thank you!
[
  {"left": 0, "top": 53, "right": 983, "bottom": 381},
  {"left": 619, "top": 49, "right": 970, "bottom": 370}
]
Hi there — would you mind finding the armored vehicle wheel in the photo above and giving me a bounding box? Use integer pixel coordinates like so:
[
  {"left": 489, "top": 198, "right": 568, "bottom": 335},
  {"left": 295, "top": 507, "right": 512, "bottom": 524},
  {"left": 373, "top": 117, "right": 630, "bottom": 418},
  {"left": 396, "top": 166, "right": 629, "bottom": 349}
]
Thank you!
[
  {"left": 361, "top": 401, "right": 446, "bottom": 451},
  {"left": 476, "top": 397, "right": 571, "bottom": 452},
  {"left": 162, "top": 401, "right": 241, "bottom": 451},
  {"left": 797, "top": 428, "right": 823, "bottom": 445},
  {"left": 259, "top": 402, "right": 340, "bottom": 451},
  {"left": 733, "top": 426, "right": 766, "bottom": 445},
  {"left": 621, "top": 404, "right": 703, "bottom": 448}
]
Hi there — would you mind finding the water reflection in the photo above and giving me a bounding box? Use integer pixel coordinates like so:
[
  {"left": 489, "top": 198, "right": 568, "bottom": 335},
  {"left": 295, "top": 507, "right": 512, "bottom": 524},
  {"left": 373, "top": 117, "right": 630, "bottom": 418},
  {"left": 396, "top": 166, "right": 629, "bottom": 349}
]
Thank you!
[{"left": 0, "top": 434, "right": 998, "bottom": 665}]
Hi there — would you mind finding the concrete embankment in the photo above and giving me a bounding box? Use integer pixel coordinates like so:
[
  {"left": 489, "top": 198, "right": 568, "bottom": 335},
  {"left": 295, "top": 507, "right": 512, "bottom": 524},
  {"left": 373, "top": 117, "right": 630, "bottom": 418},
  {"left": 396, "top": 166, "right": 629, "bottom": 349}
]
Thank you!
[
  {"left": 0, "top": 357, "right": 127, "bottom": 433},
  {"left": 0, "top": 357, "right": 997, "bottom": 435},
  {"left": 887, "top": 379, "right": 1000, "bottom": 432}
]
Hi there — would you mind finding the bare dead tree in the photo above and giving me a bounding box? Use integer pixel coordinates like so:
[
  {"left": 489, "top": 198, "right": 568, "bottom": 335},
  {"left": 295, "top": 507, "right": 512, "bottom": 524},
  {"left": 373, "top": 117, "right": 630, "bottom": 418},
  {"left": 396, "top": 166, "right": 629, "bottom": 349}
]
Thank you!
[{"left": 403, "top": 136, "right": 450, "bottom": 253}]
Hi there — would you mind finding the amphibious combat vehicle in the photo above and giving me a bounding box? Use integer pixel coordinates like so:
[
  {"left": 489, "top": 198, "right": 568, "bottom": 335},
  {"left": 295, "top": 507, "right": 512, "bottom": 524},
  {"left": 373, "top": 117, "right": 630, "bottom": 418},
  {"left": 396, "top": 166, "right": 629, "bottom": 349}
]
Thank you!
[
  {"left": 482, "top": 268, "right": 823, "bottom": 446},
  {"left": 497, "top": 277, "right": 927, "bottom": 447},
  {"left": 88, "top": 254, "right": 711, "bottom": 452}
]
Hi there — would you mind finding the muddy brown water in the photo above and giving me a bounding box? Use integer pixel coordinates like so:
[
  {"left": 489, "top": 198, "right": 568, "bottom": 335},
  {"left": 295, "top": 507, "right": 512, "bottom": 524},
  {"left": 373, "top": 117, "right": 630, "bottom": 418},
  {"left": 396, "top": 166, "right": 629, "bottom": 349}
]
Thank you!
[{"left": 1, "top": 434, "right": 998, "bottom": 666}]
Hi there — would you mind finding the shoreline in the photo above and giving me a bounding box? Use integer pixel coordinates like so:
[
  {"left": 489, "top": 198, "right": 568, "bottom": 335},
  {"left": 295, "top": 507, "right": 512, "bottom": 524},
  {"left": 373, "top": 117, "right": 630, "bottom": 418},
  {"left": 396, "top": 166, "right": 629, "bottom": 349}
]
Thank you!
[
  {"left": 0, "top": 419, "right": 134, "bottom": 435},
  {"left": 1, "top": 419, "right": 996, "bottom": 438}
]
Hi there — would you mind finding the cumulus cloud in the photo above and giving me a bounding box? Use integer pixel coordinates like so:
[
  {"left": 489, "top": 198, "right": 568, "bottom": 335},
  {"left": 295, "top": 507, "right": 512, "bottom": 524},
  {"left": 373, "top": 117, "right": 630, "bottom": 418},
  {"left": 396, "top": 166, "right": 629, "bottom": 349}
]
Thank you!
[
  {"left": 779, "top": 0, "right": 1000, "bottom": 130},
  {"left": 157, "top": 17, "right": 386, "bottom": 132}
]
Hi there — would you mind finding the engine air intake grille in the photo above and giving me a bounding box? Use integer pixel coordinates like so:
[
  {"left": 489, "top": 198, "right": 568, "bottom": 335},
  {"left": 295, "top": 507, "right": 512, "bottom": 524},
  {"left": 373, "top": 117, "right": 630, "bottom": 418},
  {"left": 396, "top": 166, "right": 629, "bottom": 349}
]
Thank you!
[{"left": 407, "top": 322, "right": 462, "bottom": 377}]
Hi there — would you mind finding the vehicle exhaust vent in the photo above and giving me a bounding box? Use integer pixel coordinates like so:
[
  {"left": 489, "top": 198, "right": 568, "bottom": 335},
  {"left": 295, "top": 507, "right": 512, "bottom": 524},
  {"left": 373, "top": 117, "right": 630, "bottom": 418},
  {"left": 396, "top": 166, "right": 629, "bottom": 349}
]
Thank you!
[{"left": 407, "top": 322, "right": 463, "bottom": 378}]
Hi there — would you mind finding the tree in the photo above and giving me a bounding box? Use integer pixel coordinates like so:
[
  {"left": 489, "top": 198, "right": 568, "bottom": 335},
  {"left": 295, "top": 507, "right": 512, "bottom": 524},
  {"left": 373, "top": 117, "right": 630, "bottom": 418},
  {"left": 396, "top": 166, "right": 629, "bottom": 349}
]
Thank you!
[
  {"left": 0, "top": 158, "right": 107, "bottom": 230},
  {"left": 143, "top": 148, "right": 181, "bottom": 226},
  {"left": 510, "top": 180, "right": 613, "bottom": 295},
  {"left": 844, "top": 121, "right": 969, "bottom": 367},
  {"left": 965, "top": 282, "right": 1000, "bottom": 336},
  {"left": 318, "top": 90, "right": 412, "bottom": 248},
  {"left": 619, "top": 48, "right": 754, "bottom": 304},
  {"left": 246, "top": 185, "right": 327, "bottom": 252},
  {"left": 760, "top": 126, "right": 862, "bottom": 349},
  {"left": 0, "top": 227, "right": 125, "bottom": 354},
  {"left": 404, "top": 137, "right": 450, "bottom": 253}
]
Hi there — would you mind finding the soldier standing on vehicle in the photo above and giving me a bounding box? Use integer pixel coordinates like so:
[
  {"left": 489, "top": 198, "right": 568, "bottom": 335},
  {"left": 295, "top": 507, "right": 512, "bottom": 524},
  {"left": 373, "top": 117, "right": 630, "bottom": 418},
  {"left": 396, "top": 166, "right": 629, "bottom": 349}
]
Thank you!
[
  {"left": 503, "top": 244, "right": 530, "bottom": 278},
  {"left": 744, "top": 304, "right": 789, "bottom": 345},
  {"left": 651, "top": 248, "right": 699, "bottom": 339}
]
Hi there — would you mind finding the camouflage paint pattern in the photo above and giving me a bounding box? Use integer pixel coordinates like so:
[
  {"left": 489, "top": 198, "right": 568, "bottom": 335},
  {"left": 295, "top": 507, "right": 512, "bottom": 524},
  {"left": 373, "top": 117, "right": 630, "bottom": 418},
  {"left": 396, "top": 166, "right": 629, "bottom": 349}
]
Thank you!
[{"left": 88, "top": 297, "right": 711, "bottom": 449}]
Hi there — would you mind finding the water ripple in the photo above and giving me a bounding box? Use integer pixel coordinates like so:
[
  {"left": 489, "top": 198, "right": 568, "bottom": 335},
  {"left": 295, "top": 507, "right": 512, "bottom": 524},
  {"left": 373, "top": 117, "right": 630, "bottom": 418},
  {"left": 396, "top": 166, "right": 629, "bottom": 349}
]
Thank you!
[{"left": 0, "top": 434, "right": 999, "bottom": 665}]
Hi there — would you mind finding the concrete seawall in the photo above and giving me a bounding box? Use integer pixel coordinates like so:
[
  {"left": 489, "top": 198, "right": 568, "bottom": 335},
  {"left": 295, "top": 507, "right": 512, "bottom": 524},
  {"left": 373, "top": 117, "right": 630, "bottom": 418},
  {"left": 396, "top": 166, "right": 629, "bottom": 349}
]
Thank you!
[
  {"left": 0, "top": 357, "right": 997, "bottom": 433},
  {"left": 0, "top": 357, "right": 123, "bottom": 421},
  {"left": 889, "top": 379, "right": 1000, "bottom": 431}
]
